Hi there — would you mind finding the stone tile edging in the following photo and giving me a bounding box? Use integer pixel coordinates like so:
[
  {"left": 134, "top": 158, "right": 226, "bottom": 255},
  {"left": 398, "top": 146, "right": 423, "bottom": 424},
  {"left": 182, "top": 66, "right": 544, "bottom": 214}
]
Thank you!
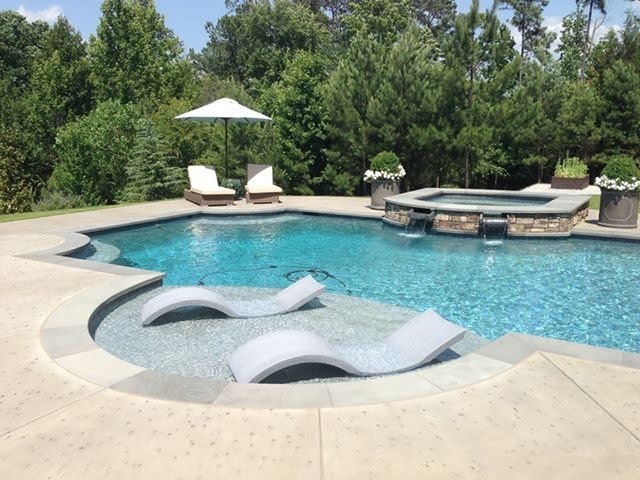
[
  {"left": 40, "top": 270, "right": 640, "bottom": 408},
  {"left": 40, "top": 273, "right": 518, "bottom": 407}
]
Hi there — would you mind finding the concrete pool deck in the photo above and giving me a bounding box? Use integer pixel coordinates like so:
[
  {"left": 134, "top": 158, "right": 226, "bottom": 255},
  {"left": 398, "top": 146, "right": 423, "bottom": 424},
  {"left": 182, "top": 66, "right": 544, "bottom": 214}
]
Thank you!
[{"left": 1, "top": 196, "right": 639, "bottom": 478}]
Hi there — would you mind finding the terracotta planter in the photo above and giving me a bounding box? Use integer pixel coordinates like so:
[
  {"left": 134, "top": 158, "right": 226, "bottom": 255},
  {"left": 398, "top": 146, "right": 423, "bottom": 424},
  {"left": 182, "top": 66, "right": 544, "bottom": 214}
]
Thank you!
[
  {"left": 550, "top": 175, "right": 589, "bottom": 190},
  {"left": 370, "top": 180, "right": 400, "bottom": 210},
  {"left": 597, "top": 190, "right": 639, "bottom": 228}
]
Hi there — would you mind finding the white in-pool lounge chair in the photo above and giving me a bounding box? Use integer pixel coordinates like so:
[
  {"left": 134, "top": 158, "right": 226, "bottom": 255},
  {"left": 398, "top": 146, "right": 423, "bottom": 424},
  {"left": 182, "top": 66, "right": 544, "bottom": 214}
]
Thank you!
[
  {"left": 184, "top": 165, "right": 236, "bottom": 206},
  {"left": 227, "top": 309, "right": 466, "bottom": 383},
  {"left": 244, "top": 163, "right": 282, "bottom": 204},
  {"left": 141, "top": 275, "right": 325, "bottom": 326}
]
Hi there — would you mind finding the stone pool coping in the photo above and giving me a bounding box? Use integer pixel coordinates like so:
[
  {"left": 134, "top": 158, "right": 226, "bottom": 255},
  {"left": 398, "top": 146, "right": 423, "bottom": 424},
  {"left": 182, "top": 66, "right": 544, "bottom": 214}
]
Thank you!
[
  {"left": 27, "top": 199, "right": 640, "bottom": 408},
  {"left": 39, "top": 269, "right": 640, "bottom": 407},
  {"left": 386, "top": 187, "right": 591, "bottom": 216}
]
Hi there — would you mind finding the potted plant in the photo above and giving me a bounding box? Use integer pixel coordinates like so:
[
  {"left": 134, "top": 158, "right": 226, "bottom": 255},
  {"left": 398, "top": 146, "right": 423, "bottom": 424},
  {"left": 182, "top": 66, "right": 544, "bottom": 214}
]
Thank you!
[
  {"left": 595, "top": 155, "right": 640, "bottom": 228},
  {"left": 550, "top": 157, "right": 589, "bottom": 190},
  {"left": 364, "top": 151, "right": 405, "bottom": 209}
]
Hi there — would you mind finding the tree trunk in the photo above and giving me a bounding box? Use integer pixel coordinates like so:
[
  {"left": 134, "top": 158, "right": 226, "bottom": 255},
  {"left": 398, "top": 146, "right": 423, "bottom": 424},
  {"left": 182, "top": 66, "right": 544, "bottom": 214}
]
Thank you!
[
  {"left": 579, "top": 0, "right": 595, "bottom": 80},
  {"left": 518, "top": 20, "right": 525, "bottom": 85},
  {"left": 464, "top": 148, "right": 470, "bottom": 188}
]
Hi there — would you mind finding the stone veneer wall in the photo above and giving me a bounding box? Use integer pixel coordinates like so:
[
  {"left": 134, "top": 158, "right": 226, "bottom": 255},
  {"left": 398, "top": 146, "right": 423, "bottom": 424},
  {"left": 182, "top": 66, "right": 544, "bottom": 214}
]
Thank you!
[{"left": 384, "top": 204, "right": 590, "bottom": 235}]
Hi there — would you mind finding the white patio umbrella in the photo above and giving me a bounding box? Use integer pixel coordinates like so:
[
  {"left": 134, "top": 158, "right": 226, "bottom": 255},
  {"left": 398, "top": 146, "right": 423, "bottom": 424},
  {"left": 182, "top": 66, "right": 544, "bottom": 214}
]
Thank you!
[{"left": 175, "top": 97, "right": 271, "bottom": 178}]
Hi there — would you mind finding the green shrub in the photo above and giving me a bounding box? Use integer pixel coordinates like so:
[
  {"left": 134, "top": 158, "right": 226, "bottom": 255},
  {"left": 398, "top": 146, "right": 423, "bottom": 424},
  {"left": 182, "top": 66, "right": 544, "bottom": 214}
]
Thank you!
[
  {"left": 0, "top": 130, "right": 35, "bottom": 214},
  {"left": 221, "top": 178, "right": 242, "bottom": 198},
  {"left": 554, "top": 157, "right": 588, "bottom": 178},
  {"left": 51, "top": 100, "right": 139, "bottom": 205},
  {"left": 370, "top": 151, "right": 400, "bottom": 172},
  {"left": 600, "top": 155, "right": 640, "bottom": 182},
  {"left": 33, "top": 190, "right": 86, "bottom": 211}
]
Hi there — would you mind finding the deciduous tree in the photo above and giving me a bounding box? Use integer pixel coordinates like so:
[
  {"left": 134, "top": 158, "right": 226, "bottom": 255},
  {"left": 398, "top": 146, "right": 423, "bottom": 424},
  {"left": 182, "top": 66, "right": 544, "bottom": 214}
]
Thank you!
[{"left": 88, "top": 0, "right": 193, "bottom": 108}]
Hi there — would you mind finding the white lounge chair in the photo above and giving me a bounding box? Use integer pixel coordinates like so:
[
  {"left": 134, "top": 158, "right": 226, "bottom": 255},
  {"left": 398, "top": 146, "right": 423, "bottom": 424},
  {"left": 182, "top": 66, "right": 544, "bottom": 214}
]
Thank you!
[
  {"left": 141, "top": 275, "right": 325, "bottom": 326},
  {"left": 227, "top": 309, "right": 466, "bottom": 383},
  {"left": 184, "top": 165, "right": 235, "bottom": 206},
  {"left": 245, "top": 163, "right": 282, "bottom": 204}
]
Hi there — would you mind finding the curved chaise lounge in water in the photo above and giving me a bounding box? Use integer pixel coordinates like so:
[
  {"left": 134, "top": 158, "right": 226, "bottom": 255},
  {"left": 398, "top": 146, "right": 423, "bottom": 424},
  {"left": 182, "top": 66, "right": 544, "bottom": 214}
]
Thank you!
[
  {"left": 227, "top": 309, "right": 466, "bottom": 383},
  {"left": 141, "top": 275, "right": 325, "bottom": 326}
]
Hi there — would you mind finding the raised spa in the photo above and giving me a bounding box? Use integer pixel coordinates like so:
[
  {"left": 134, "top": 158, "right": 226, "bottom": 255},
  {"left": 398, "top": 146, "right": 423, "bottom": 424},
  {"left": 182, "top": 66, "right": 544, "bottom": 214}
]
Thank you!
[{"left": 384, "top": 188, "right": 591, "bottom": 236}]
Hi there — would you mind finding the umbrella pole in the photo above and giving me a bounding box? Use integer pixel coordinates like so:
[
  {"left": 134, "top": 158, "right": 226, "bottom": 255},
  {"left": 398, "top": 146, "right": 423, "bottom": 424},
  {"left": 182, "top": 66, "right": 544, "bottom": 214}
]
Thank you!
[{"left": 224, "top": 119, "right": 229, "bottom": 179}]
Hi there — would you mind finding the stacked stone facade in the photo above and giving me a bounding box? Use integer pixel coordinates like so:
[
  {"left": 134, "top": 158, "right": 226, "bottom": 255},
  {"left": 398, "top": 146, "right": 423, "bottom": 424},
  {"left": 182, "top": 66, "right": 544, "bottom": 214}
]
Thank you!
[{"left": 384, "top": 203, "right": 589, "bottom": 236}]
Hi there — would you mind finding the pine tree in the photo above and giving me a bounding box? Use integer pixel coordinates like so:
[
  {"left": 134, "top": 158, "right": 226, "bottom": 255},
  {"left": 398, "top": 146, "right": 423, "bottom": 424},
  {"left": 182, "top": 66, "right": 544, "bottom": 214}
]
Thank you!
[
  {"left": 122, "top": 119, "right": 185, "bottom": 202},
  {"left": 444, "top": 0, "right": 515, "bottom": 187},
  {"left": 500, "top": 0, "right": 553, "bottom": 84},
  {"left": 322, "top": 32, "right": 386, "bottom": 194},
  {"left": 577, "top": 0, "right": 607, "bottom": 80},
  {"left": 557, "top": 9, "right": 588, "bottom": 79}
]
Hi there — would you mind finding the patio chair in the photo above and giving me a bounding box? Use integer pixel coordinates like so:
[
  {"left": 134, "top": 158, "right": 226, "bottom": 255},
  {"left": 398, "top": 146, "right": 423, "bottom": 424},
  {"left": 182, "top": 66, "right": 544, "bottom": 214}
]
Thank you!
[
  {"left": 141, "top": 275, "right": 325, "bottom": 326},
  {"left": 184, "top": 165, "right": 235, "bottom": 206},
  {"left": 227, "top": 309, "right": 466, "bottom": 383},
  {"left": 245, "top": 164, "right": 283, "bottom": 204}
]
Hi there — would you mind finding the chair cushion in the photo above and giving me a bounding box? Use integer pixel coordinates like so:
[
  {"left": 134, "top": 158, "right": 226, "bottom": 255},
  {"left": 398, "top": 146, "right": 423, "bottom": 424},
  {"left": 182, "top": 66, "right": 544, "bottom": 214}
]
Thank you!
[
  {"left": 188, "top": 165, "right": 221, "bottom": 190},
  {"left": 247, "top": 164, "right": 275, "bottom": 188},
  {"left": 191, "top": 187, "right": 235, "bottom": 195},
  {"left": 245, "top": 185, "right": 283, "bottom": 194}
]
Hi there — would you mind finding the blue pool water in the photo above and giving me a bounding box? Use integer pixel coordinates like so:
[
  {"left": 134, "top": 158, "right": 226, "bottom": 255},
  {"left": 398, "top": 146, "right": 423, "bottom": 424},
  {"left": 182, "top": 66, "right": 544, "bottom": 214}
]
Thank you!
[
  {"left": 86, "top": 214, "right": 640, "bottom": 353},
  {"left": 421, "top": 193, "right": 551, "bottom": 206}
]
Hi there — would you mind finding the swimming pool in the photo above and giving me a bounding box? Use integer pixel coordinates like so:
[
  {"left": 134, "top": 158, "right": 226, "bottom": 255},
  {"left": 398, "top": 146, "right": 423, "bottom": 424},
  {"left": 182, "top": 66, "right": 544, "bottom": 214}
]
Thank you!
[{"left": 85, "top": 214, "right": 640, "bottom": 353}]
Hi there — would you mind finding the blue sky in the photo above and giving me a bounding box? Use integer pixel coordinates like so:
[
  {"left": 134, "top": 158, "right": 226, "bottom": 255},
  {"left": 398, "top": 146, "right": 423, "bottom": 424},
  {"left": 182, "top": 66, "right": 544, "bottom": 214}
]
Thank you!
[{"left": 1, "top": 0, "right": 638, "bottom": 52}]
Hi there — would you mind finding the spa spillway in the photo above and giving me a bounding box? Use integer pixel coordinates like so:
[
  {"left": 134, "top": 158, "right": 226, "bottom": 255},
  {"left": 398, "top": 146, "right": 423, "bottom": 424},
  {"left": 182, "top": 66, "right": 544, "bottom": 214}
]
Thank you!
[{"left": 383, "top": 188, "right": 591, "bottom": 237}]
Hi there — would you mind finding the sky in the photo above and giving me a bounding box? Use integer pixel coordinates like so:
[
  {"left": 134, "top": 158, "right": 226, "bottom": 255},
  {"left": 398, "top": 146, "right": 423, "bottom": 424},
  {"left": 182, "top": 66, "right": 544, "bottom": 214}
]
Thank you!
[{"left": 1, "top": 0, "right": 639, "bottom": 53}]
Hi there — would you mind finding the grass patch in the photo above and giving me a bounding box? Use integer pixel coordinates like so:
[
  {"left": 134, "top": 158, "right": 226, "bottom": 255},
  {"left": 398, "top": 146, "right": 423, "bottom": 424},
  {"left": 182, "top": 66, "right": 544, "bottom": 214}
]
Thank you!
[
  {"left": 0, "top": 204, "right": 124, "bottom": 224},
  {"left": 589, "top": 195, "right": 600, "bottom": 210}
]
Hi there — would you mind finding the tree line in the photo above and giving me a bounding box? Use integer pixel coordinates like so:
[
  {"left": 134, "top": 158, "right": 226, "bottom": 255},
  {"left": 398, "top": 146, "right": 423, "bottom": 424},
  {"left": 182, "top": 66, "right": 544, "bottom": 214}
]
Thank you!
[{"left": 1, "top": 0, "right": 639, "bottom": 213}]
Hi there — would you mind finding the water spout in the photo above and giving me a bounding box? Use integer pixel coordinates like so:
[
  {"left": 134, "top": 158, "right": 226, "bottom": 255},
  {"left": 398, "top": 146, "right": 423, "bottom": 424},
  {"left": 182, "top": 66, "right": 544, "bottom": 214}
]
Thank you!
[{"left": 479, "top": 214, "right": 508, "bottom": 243}]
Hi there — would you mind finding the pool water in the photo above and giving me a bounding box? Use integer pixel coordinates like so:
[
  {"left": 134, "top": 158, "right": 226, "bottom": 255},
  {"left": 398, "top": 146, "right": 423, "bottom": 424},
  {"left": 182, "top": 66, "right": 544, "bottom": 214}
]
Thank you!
[
  {"left": 421, "top": 193, "right": 551, "bottom": 206},
  {"left": 87, "top": 214, "right": 640, "bottom": 353}
]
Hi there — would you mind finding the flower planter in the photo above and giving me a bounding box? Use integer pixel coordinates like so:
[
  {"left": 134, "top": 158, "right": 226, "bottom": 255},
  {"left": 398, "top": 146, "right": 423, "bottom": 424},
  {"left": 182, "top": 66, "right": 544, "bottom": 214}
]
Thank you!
[
  {"left": 597, "top": 190, "right": 639, "bottom": 228},
  {"left": 550, "top": 175, "right": 589, "bottom": 190},
  {"left": 370, "top": 180, "right": 400, "bottom": 210}
]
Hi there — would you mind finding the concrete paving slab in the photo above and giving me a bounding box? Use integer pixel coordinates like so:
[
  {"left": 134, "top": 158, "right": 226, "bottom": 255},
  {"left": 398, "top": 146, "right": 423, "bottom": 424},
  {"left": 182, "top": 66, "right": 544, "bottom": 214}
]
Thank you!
[
  {"left": 0, "top": 333, "right": 101, "bottom": 436},
  {"left": 320, "top": 353, "right": 640, "bottom": 479},
  {"left": 544, "top": 352, "right": 640, "bottom": 440},
  {"left": 0, "top": 256, "right": 111, "bottom": 335},
  {"left": 0, "top": 233, "right": 63, "bottom": 255},
  {"left": 0, "top": 390, "right": 322, "bottom": 479}
]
